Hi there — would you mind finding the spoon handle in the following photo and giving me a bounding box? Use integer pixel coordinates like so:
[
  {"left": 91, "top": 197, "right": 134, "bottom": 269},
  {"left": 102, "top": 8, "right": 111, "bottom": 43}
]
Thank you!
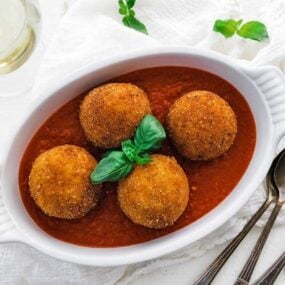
[
  {"left": 252, "top": 252, "right": 285, "bottom": 285},
  {"left": 193, "top": 198, "right": 272, "bottom": 285},
  {"left": 234, "top": 202, "right": 282, "bottom": 284}
]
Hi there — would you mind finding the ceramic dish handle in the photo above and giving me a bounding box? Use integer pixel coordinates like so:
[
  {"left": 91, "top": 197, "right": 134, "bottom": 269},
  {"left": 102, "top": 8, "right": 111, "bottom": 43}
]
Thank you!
[
  {"left": 0, "top": 165, "right": 29, "bottom": 244},
  {"left": 242, "top": 65, "right": 285, "bottom": 147}
]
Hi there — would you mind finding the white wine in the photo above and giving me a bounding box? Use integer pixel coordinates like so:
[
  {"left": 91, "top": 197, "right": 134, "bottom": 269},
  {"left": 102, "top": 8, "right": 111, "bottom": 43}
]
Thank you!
[{"left": 0, "top": 0, "right": 35, "bottom": 74}]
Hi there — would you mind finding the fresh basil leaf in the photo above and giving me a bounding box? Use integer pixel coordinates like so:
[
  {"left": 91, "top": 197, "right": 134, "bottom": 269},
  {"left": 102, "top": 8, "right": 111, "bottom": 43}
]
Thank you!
[
  {"left": 237, "top": 21, "right": 269, "bottom": 42},
  {"left": 213, "top": 19, "right": 242, "bottom": 38},
  {"left": 134, "top": 153, "right": 152, "bottom": 165},
  {"left": 127, "top": 0, "right": 136, "bottom": 9},
  {"left": 119, "top": 7, "right": 128, "bottom": 15},
  {"left": 122, "top": 139, "right": 152, "bottom": 164},
  {"left": 118, "top": 0, "right": 126, "bottom": 9},
  {"left": 123, "top": 15, "right": 148, "bottom": 34},
  {"left": 134, "top": 114, "right": 166, "bottom": 153},
  {"left": 122, "top": 139, "right": 137, "bottom": 161},
  {"left": 129, "top": 10, "right": 135, "bottom": 17},
  {"left": 90, "top": 151, "right": 133, "bottom": 184},
  {"left": 122, "top": 16, "right": 131, "bottom": 27}
]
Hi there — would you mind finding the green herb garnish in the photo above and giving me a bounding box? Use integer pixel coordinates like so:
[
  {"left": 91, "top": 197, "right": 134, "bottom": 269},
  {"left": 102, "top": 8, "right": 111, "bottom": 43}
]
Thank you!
[
  {"left": 90, "top": 115, "right": 166, "bottom": 184},
  {"left": 118, "top": 0, "right": 148, "bottom": 34},
  {"left": 213, "top": 19, "right": 269, "bottom": 42},
  {"left": 122, "top": 140, "right": 152, "bottom": 165},
  {"left": 213, "top": 19, "right": 242, "bottom": 38},
  {"left": 134, "top": 114, "right": 166, "bottom": 152},
  {"left": 237, "top": 21, "right": 269, "bottom": 42},
  {"left": 90, "top": 151, "right": 134, "bottom": 184}
]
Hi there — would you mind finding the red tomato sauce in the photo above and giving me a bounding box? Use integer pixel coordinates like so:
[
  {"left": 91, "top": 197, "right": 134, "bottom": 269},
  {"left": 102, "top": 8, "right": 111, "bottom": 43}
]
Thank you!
[{"left": 19, "top": 67, "right": 256, "bottom": 247}]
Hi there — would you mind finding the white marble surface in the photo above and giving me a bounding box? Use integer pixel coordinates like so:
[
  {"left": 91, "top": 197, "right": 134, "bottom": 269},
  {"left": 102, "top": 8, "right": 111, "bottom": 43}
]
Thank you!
[{"left": 0, "top": 1, "right": 285, "bottom": 284}]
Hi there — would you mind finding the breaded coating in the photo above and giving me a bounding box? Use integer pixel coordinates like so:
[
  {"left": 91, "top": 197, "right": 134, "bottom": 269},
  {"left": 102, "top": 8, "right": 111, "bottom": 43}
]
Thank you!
[
  {"left": 166, "top": 90, "right": 237, "bottom": 160},
  {"left": 79, "top": 83, "right": 151, "bottom": 148},
  {"left": 118, "top": 154, "right": 189, "bottom": 229},
  {"left": 29, "top": 145, "right": 102, "bottom": 219}
]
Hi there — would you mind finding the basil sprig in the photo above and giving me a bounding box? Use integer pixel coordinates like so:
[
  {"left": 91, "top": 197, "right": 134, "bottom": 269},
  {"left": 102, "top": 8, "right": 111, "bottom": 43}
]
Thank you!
[
  {"left": 213, "top": 19, "right": 269, "bottom": 42},
  {"left": 90, "top": 115, "right": 166, "bottom": 184},
  {"left": 90, "top": 151, "right": 133, "bottom": 183},
  {"left": 118, "top": 0, "right": 148, "bottom": 34}
]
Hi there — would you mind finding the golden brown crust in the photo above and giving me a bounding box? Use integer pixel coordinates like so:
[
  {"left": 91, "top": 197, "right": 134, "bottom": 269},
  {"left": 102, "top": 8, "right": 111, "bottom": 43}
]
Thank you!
[
  {"left": 79, "top": 83, "right": 151, "bottom": 148},
  {"left": 166, "top": 90, "right": 237, "bottom": 160},
  {"left": 29, "top": 145, "right": 102, "bottom": 219},
  {"left": 118, "top": 154, "right": 189, "bottom": 229}
]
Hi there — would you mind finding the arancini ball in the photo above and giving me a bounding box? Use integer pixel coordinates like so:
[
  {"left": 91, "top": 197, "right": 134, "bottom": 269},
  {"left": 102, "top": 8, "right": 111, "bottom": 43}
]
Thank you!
[
  {"left": 79, "top": 83, "right": 151, "bottom": 148},
  {"left": 166, "top": 90, "right": 237, "bottom": 160},
  {"left": 118, "top": 154, "right": 189, "bottom": 229},
  {"left": 29, "top": 145, "right": 102, "bottom": 219}
]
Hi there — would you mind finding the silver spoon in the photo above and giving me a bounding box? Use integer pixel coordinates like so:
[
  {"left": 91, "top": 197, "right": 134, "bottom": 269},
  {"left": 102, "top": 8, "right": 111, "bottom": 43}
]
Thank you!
[
  {"left": 252, "top": 252, "right": 285, "bottom": 285},
  {"left": 234, "top": 149, "right": 285, "bottom": 285},
  {"left": 193, "top": 150, "right": 283, "bottom": 285}
]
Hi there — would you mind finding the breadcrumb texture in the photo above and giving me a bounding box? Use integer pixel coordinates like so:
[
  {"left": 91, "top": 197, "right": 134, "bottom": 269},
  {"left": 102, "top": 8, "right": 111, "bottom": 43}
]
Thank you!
[
  {"left": 29, "top": 145, "right": 102, "bottom": 219},
  {"left": 118, "top": 154, "right": 189, "bottom": 229},
  {"left": 79, "top": 83, "right": 151, "bottom": 148},
  {"left": 166, "top": 90, "right": 237, "bottom": 160}
]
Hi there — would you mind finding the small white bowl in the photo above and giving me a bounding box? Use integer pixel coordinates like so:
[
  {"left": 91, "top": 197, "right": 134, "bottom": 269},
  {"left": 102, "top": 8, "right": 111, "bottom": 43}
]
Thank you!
[{"left": 1, "top": 47, "right": 285, "bottom": 266}]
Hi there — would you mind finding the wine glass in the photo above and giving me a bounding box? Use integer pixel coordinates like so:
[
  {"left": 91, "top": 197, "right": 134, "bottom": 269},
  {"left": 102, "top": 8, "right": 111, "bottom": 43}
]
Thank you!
[{"left": 0, "top": 0, "right": 41, "bottom": 97}]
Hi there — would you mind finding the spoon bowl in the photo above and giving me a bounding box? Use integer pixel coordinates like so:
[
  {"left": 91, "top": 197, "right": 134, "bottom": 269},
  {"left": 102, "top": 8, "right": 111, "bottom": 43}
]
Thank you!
[{"left": 274, "top": 149, "right": 285, "bottom": 201}]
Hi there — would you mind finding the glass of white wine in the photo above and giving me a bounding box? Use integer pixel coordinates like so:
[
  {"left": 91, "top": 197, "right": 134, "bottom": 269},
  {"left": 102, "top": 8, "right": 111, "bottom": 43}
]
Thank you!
[{"left": 0, "top": 0, "right": 40, "bottom": 96}]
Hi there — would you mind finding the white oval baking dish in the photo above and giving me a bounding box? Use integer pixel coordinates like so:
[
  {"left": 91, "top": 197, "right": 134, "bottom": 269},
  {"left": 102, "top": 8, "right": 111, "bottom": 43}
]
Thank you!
[{"left": 1, "top": 47, "right": 285, "bottom": 266}]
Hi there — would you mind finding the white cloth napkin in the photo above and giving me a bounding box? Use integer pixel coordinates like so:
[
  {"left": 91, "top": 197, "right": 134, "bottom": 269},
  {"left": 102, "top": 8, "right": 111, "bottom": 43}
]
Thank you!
[{"left": 1, "top": 0, "right": 285, "bottom": 284}]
